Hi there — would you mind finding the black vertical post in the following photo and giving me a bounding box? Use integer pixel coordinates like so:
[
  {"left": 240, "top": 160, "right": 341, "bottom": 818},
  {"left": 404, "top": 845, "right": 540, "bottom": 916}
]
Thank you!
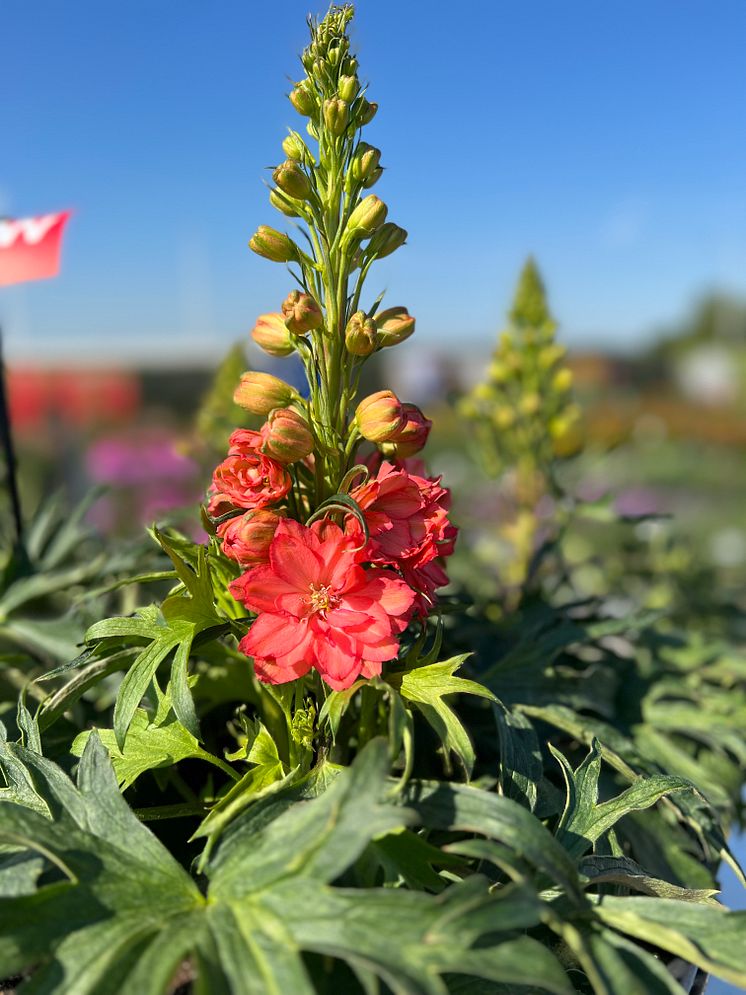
[{"left": 0, "top": 324, "right": 23, "bottom": 545}]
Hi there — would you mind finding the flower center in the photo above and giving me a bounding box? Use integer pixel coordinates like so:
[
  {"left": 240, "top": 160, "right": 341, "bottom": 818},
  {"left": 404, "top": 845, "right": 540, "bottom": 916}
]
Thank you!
[{"left": 307, "top": 583, "right": 337, "bottom": 614}]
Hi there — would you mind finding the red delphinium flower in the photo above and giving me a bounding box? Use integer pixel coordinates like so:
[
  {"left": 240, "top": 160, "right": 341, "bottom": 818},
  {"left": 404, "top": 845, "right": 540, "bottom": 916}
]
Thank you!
[
  {"left": 229, "top": 518, "right": 415, "bottom": 690},
  {"left": 350, "top": 459, "right": 457, "bottom": 614},
  {"left": 211, "top": 451, "right": 291, "bottom": 511},
  {"left": 228, "top": 428, "right": 264, "bottom": 455}
]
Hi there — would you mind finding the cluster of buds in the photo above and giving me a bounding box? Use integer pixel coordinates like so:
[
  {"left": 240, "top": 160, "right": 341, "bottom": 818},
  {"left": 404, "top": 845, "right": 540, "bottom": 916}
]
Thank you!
[
  {"left": 204, "top": 6, "right": 457, "bottom": 692},
  {"left": 459, "top": 258, "right": 581, "bottom": 483}
]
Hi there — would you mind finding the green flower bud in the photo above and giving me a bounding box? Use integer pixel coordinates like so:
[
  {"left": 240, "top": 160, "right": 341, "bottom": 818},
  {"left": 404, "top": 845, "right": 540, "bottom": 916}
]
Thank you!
[
  {"left": 345, "top": 311, "right": 378, "bottom": 356},
  {"left": 488, "top": 360, "right": 509, "bottom": 383},
  {"left": 357, "top": 98, "right": 378, "bottom": 125},
  {"left": 289, "top": 82, "right": 315, "bottom": 117},
  {"left": 365, "top": 223, "right": 407, "bottom": 259},
  {"left": 344, "top": 57, "right": 359, "bottom": 76},
  {"left": 282, "top": 290, "right": 324, "bottom": 334},
  {"left": 234, "top": 372, "right": 298, "bottom": 415},
  {"left": 344, "top": 195, "right": 388, "bottom": 242},
  {"left": 537, "top": 343, "right": 566, "bottom": 369},
  {"left": 323, "top": 97, "right": 349, "bottom": 136},
  {"left": 493, "top": 406, "right": 515, "bottom": 429},
  {"left": 551, "top": 368, "right": 573, "bottom": 392},
  {"left": 350, "top": 142, "right": 381, "bottom": 183},
  {"left": 473, "top": 383, "right": 493, "bottom": 401},
  {"left": 282, "top": 132, "right": 306, "bottom": 161},
  {"left": 338, "top": 75, "right": 359, "bottom": 101},
  {"left": 375, "top": 306, "right": 415, "bottom": 347},
  {"left": 519, "top": 393, "right": 541, "bottom": 416},
  {"left": 272, "top": 161, "right": 312, "bottom": 201},
  {"left": 355, "top": 390, "right": 405, "bottom": 443},
  {"left": 362, "top": 166, "right": 384, "bottom": 189},
  {"left": 269, "top": 189, "right": 303, "bottom": 218},
  {"left": 249, "top": 226, "right": 299, "bottom": 263}
]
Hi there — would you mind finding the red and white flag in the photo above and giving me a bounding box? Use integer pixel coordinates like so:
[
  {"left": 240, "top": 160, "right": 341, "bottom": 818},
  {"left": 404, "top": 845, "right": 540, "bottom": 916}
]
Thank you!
[{"left": 0, "top": 211, "right": 72, "bottom": 287}]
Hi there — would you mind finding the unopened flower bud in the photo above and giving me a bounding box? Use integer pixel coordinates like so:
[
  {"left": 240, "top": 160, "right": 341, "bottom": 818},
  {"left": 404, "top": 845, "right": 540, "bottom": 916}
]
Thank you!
[
  {"left": 282, "top": 132, "right": 306, "bottom": 161},
  {"left": 234, "top": 372, "right": 298, "bottom": 415},
  {"left": 290, "top": 82, "right": 315, "bottom": 117},
  {"left": 350, "top": 143, "right": 381, "bottom": 183},
  {"left": 493, "top": 406, "right": 515, "bottom": 429},
  {"left": 269, "top": 189, "right": 303, "bottom": 218},
  {"left": 355, "top": 390, "right": 405, "bottom": 443},
  {"left": 345, "top": 311, "right": 378, "bottom": 356},
  {"left": 537, "top": 343, "right": 566, "bottom": 369},
  {"left": 218, "top": 509, "right": 284, "bottom": 567},
  {"left": 344, "top": 57, "right": 358, "bottom": 76},
  {"left": 361, "top": 166, "right": 382, "bottom": 189},
  {"left": 282, "top": 290, "right": 324, "bottom": 334},
  {"left": 251, "top": 313, "right": 295, "bottom": 357},
  {"left": 338, "top": 75, "right": 359, "bottom": 102},
  {"left": 249, "top": 226, "right": 299, "bottom": 263},
  {"left": 323, "top": 97, "right": 350, "bottom": 136},
  {"left": 519, "top": 393, "right": 541, "bottom": 416},
  {"left": 272, "top": 160, "right": 311, "bottom": 201},
  {"left": 344, "top": 195, "right": 388, "bottom": 242},
  {"left": 261, "top": 407, "right": 314, "bottom": 463},
  {"left": 385, "top": 403, "right": 432, "bottom": 457},
  {"left": 358, "top": 98, "right": 378, "bottom": 125},
  {"left": 375, "top": 306, "right": 415, "bottom": 347},
  {"left": 551, "top": 368, "right": 573, "bottom": 392},
  {"left": 488, "top": 360, "right": 509, "bottom": 383},
  {"left": 365, "top": 223, "right": 407, "bottom": 259}
]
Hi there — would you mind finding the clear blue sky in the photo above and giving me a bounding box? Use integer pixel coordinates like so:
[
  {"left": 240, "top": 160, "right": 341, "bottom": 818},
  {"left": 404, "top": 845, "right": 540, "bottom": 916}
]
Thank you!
[{"left": 2, "top": 0, "right": 745, "bottom": 362}]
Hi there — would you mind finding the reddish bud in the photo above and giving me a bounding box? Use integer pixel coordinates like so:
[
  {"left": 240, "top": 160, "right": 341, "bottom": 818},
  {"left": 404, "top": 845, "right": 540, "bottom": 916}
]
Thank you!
[
  {"left": 355, "top": 390, "right": 405, "bottom": 443},
  {"left": 218, "top": 509, "right": 284, "bottom": 567},
  {"left": 251, "top": 313, "right": 295, "bottom": 357},
  {"left": 260, "top": 408, "right": 314, "bottom": 464},
  {"left": 233, "top": 372, "right": 298, "bottom": 415},
  {"left": 375, "top": 306, "right": 416, "bottom": 347},
  {"left": 249, "top": 226, "right": 299, "bottom": 263},
  {"left": 385, "top": 403, "right": 432, "bottom": 457},
  {"left": 345, "top": 311, "right": 377, "bottom": 356},
  {"left": 282, "top": 290, "right": 324, "bottom": 334}
]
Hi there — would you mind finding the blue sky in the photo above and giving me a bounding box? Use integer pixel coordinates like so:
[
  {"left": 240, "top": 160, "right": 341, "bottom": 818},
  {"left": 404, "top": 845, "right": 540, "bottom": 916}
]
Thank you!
[{"left": 1, "top": 0, "right": 745, "bottom": 362}]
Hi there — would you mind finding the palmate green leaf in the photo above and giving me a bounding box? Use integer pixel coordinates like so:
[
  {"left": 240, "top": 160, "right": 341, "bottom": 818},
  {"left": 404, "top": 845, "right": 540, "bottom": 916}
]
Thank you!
[
  {"left": 402, "top": 778, "right": 583, "bottom": 902},
  {"left": 0, "top": 737, "right": 573, "bottom": 995},
  {"left": 593, "top": 895, "right": 746, "bottom": 988},
  {"left": 562, "top": 926, "right": 686, "bottom": 995},
  {"left": 551, "top": 740, "right": 691, "bottom": 860},
  {"left": 519, "top": 702, "right": 746, "bottom": 885},
  {"left": 392, "top": 655, "right": 496, "bottom": 778},
  {"left": 494, "top": 700, "right": 541, "bottom": 812},
  {"left": 0, "top": 734, "right": 204, "bottom": 990},
  {"left": 70, "top": 707, "right": 237, "bottom": 790},
  {"left": 84, "top": 538, "right": 226, "bottom": 749},
  {"left": 577, "top": 854, "right": 721, "bottom": 905}
]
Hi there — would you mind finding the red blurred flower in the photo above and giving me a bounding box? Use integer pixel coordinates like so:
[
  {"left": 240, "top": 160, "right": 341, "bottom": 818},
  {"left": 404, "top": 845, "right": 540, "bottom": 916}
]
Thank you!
[
  {"left": 230, "top": 518, "right": 415, "bottom": 690},
  {"left": 350, "top": 460, "right": 457, "bottom": 615},
  {"left": 217, "top": 509, "right": 284, "bottom": 567},
  {"left": 211, "top": 452, "right": 291, "bottom": 511}
]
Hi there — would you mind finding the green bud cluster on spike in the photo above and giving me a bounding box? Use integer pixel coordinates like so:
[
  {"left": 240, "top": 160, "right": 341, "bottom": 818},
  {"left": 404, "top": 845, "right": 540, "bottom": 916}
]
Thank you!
[
  {"left": 458, "top": 257, "right": 582, "bottom": 484},
  {"left": 236, "top": 5, "right": 427, "bottom": 510}
]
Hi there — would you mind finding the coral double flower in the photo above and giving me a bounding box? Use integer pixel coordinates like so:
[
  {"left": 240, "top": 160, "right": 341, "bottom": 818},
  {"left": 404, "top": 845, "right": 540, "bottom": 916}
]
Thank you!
[{"left": 229, "top": 519, "right": 414, "bottom": 690}]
